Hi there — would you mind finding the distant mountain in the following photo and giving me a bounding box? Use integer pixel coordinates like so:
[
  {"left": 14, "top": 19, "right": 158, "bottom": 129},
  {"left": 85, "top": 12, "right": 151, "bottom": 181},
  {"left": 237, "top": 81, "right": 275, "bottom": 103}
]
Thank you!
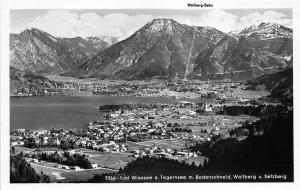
[
  {"left": 10, "top": 66, "right": 61, "bottom": 95},
  {"left": 85, "top": 36, "right": 119, "bottom": 51},
  {"left": 87, "top": 36, "right": 119, "bottom": 46},
  {"left": 191, "top": 22, "right": 292, "bottom": 80},
  {"left": 67, "top": 18, "right": 226, "bottom": 79},
  {"left": 11, "top": 21, "right": 293, "bottom": 81},
  {"left": 239, "top": 22, "right": 293, "bottom": 40},
  {"left": 245, "top": 67, "right": 293, "bottom": 102},
  {"left": 9, "top": 28, "right": 113, "bottom": 73},
  {"left": 68, "top": 20, "right": 292, "bottom": 80}
]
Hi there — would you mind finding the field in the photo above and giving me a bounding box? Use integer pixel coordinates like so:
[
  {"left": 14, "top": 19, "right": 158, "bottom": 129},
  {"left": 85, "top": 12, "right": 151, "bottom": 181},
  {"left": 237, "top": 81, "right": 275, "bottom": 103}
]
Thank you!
[
  {"left": 167, "top": 114, "right": 258, "bottom": 133},
  {"left": 103, "top": 162, "right": 129, "bottom": 170},
  {"left": 123, "top": 141, "right": 149, "bottom": 151},
  {"left": 30, "top": 161, "right": 116, "bottom": 182},
  {"left": 29, "top": 162, "right": 70, "bottom": 182},
  {"left": 14, "top": 146, "right": 34, "bottom": 154},
  {"left": 137, "top": 139, "right": 186, "bottom": 150},
  {"left": 230, "top": 86, "right": 270, "bottom": 99},
  {"left": 70, "top": 148, "right": 106, "bottom": 157},
  {"left": 177, "top": 156, "right": 207, "bottom": 166},
  {"left": 88, "top": 152, "right": 135, "bottom": 169},
  {"left": 69, "top": 148, "right": 136, "bottom": 169},
  {"left": 58, "top": 168, "right": 116, "bottom": 182}
]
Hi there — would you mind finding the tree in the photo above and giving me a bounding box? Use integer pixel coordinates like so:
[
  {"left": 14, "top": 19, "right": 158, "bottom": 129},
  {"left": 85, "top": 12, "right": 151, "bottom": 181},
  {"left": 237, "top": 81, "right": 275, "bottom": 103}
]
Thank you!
[
  {"left": 249, "top": 125, "right": 254, "bottom": 137},
  {"left": 26, "top": 137, "right": 36, "bottom": 148},
  {"left": 191, "top": 161, "right": 196, "bottom": 167},
  {"left": 202, "top": 158, "right": 208, "bottom": 168},
  {"left": 173, "top": 149, "right": 178, "bottom": 155},
  {"left": 10, "top": 154, "right": 50, "bottom": 183},
  {"left": 60, "top": 140, "right": 70, "bottom": 150},
  {"left": 11, "top": 146, "right": 16, "bottom": 155}
]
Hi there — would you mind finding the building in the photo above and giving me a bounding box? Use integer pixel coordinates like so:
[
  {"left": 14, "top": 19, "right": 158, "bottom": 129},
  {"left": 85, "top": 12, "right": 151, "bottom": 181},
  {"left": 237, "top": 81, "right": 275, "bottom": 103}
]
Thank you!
[
  {"left": 91, "top": 163, "right": 98, "bottom": 169},
  {"left": 205, "top": 103, "right": 213, "bottom": 112},
  {"left": 70, "top": 166, "right": 81, "bottom": 171},
  {"left": 17, "top": 129, "right": 26, "bottom": 133}
]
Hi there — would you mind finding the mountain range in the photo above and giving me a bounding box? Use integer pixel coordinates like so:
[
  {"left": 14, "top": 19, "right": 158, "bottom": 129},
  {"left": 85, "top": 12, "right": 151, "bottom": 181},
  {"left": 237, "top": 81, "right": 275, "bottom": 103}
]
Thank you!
[
  {"left": 10, "top": 19, "right": 293, "bottom": 81},
  {"left": 10, "top": 28, "right": 118, "bottom": 73},
  {"left": 246, "top": 67, "right": 293, "bottom": 103},
  {"left": 10, "top": 66, "right": 61, "bottom": 95},
  {"left": 191, "top": 22, "right": 292, "bottom": 80}
]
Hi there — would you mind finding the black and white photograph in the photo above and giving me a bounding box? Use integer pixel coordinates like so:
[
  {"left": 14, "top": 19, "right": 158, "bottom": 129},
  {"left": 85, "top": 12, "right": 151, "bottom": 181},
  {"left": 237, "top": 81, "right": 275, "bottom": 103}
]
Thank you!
[{"left": 0, "top": 0, "right": 299, "bottom": 188}]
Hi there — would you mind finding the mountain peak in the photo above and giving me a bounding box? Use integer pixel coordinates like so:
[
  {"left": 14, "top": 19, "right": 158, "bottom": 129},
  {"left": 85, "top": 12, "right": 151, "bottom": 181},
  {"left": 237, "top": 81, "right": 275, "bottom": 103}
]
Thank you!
[
  {"left": 10, "top": 27, "right": 110, "bottom": 74},
  {"left": 149, "top": 18, "right": 177, "bottom": 24},
  {"left": 258, "top": 22, "right": 273, "bottom": 27},
  {"left": 85, "top": 36, "right": 119, "bottom": 46},
  {"left": 239, "top": 22, "right": 292, "bottom": 39},
  {"left": 28, "top": 27, "right": 43, "bottom": 31},
  {"left": 18, "top": 27, "right": 60, "bottom": 44},
  {"left": 257, "top": 22, "right": 284, "bottom": 30},
  {"left": 19, "top": 27, "right": 57, "bottom": 40},
  {"left": 21, "top": 27, "right": 45, "bottom": 35},
  {"left": 142, "top": 18, "right": 181, "bottom": 35}
]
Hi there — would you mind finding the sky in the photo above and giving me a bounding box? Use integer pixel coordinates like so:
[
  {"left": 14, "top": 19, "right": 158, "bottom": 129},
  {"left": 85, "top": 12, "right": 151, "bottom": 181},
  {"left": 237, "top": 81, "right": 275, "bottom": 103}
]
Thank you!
[{"left": 10, "top": 9, "right": 292, "bottom": 39}]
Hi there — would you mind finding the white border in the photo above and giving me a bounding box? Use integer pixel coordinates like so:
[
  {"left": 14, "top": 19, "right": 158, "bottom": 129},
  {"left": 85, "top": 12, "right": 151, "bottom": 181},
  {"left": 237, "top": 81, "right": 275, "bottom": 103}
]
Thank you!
[{"left": 1, "top": 0, "right": 300, "bottom": 190}]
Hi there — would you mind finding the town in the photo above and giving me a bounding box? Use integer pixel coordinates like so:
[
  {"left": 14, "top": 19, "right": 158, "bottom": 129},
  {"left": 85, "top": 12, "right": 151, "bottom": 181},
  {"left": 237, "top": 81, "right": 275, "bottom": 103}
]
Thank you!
[
  {"left": 12, "top": 76, "right": 270, "bottom": 102},
  {"left": 8, "top": 8, "right": 294, "bottom": 183},
  {"left": 10, "top": 93, "right": 268, "bottom": 182}
]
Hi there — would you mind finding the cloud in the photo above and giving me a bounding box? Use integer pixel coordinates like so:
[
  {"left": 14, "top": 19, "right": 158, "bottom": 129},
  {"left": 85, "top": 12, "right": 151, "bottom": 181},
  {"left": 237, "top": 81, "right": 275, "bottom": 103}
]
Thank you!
[
  {"left": 178, "top": 10, "right": 239, "bottom": 32},
  {"left": 28, "top": 10, "right": 81, "bottom": 37},
  {"left": 23, "top": 10, "right": 292, "bottom": 39},
  {"left": 27, "top": 10, "right": 154, "bottom": 39},
  {"left": 154, "top": 10, "right": 238, "bottom": 33},
  {"left": 164, "top": 10, "right": 291, "bottom": 32},
  {"left": 239, "top": 11, "right": 292, "bottom": 30}
]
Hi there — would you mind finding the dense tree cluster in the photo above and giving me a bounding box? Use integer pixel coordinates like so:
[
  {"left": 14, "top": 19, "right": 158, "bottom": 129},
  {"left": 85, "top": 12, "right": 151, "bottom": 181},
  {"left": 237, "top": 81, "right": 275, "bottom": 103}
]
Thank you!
[
  {"left": 88, "top": 156, "right": 206, "bottom": 183},
  {"left": 122, "top": 156, "right": 202, "bottom": 176},
  {"left": 217, "top": 104, "right": 287, "bottom": 117},
  {"left": 200, "top": 128, "right": 208, "bottom": 133},
  {"left": 10, "top": 66, "right": 62, "bottom": 95},
  {"left": 24, "top": 138, "right": 86, "bottom": 150},
  {"left": 245, "top": 67, "right": 293, "bottom": 105},
  {"left": 26, "top": 151, "right": 92, "bottom": 169},
  {"left": 10, "top": 154, "right": 50, "bottom": 183},
  {"left": 190, "top": 109, "right": 293, "bottom": 179},
  {"left": 99, "top": 103, "right": 170, "bottom": 112},
  {"left": 171, "top": 127, "right": 192, "bottom": 133},
  {"left": 87, "top": 108, "right": 293, "bottom": 182}
]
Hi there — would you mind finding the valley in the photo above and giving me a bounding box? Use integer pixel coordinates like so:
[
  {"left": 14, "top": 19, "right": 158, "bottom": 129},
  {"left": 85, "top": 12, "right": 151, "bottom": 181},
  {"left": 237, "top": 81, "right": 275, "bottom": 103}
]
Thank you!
[{"left": 9, "top": 16, "right": 293, "bottom": 183}]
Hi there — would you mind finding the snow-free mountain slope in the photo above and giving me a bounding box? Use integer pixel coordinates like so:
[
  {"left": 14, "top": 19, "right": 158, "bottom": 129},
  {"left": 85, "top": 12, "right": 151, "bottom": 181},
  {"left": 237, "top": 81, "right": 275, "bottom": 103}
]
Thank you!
[
  {"left": 10, "top": 28, "right": 116, "bottom": 73},
  {"left": 10, "top": 21, "right": 293, "bottom": 81},
  {"left": 69, "top": 19, "right": 226, "bottom": 79}
]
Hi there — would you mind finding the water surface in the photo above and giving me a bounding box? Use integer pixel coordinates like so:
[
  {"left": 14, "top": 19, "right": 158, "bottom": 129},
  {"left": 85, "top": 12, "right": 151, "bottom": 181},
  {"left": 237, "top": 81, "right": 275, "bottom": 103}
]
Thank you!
[{"left": 10, "top": 96, "right": 176, "bottom": 130}]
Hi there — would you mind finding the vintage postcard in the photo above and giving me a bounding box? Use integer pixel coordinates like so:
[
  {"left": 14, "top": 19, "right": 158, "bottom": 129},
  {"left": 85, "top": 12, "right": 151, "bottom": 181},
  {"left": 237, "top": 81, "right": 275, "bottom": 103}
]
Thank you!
[{"left": 1, "top": 0, "right": 298, "bottom": 189}]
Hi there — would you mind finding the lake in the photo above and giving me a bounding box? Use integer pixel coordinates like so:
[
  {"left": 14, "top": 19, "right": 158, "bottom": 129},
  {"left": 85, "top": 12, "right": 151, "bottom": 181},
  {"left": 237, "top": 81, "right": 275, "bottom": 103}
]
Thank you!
[{"left": 10, "top": 96, "right": 177, "bottom": 130}]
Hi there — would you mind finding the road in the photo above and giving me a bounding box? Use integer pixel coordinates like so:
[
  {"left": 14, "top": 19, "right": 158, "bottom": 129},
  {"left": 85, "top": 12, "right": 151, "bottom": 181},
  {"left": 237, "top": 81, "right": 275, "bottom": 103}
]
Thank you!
[{"left": 30, "top": 162, "right": 118, "bottom": 173}]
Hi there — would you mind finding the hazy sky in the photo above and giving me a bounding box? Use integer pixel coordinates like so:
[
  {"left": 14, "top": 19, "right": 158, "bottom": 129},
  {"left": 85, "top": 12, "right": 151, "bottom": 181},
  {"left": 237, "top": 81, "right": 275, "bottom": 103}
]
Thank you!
[{"left": 10, "top": 9, "right": 292, "bottom": 39}]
